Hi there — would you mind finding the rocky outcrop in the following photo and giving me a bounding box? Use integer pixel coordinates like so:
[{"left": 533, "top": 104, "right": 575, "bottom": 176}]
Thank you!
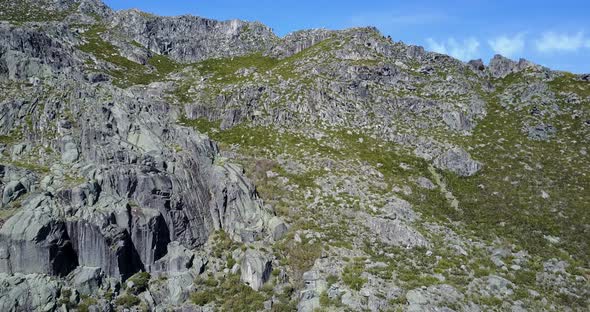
[
  {"left": 406, "top": 284, "right": 465, "bottom": 311},
  {"left": 240, "top": 249, "right": 272, "bottom": 290},
  {"left": 0, "top": 273, "right": 62, "bottom": 312},
  {"left": 109, "top": 9, "right": 278, "bottom": 63},
  {"left": 67, "top": 266, "right": 104, "bottom": 296},
  {"left": 0, "top": 195, "right": 78, "bottom": 277},
  {"left": 434, "top": 148, "right": 482, "bottom": 177},
  {"left": 0, "top": 23, "right": 81, "bottom": 80},
  {"left": 0, "top": 1, "right": 587, "bottom": 311},
  {"left": 365, "top": 216, "right": 429, "bottom": 248},
  {"left": 0, "top": 61, "right": 282, "bottom": 283},
  {"left": 487, "top": 54, "right": 539, "bottom": 78},
  {"left": 267, "top": 29, "right": 334, "bottom": 58}
]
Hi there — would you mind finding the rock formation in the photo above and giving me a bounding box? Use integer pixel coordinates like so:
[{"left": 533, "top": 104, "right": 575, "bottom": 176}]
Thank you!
[{"left": 0, "top": 0, "right": 588, "bottom": 311}]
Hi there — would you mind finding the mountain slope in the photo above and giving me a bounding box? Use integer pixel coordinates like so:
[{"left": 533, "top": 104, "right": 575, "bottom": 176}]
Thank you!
[{"left": 0, "top": 0, "right": 588, "bottom": 311}]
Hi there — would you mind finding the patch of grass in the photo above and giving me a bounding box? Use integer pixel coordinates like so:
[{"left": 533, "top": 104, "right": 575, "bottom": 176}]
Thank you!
[
  {"left": 77, "top": 296, "right": 98, "bottom": 312},
  {"left": 178, "top": 115, "right": 221, "bottom": 135},
  {"left": 126, "top": 272, "right": 150, "bottom": 294},
  {"left": 11, "top": 161, "right": 50, "bottom": 174},
  {"left": 190, "top": 274, "right": 267, "bottom": 311},
  {"left": 190, "top": 291, "right": 216, "bottom": 306},
  {"left": 0, "top": 134, "right": 19, "bottom": 144},
  {"left": 211, "top": 230, "right": 240, "bottom": 258},
  {"left": 342, "top": 260, "right": 367, "bottom": 291},
  {"left": 548, "top": 72, "right": 590, "bottom": 98},
  {"left": 115, "top": 293, "right": 141, "bottom": 308},
  {"left": 319, "top": 290, "right": 342, "bottom": 308},
  {"left": 196, "top": 53, "right": 279, "bottom": 84},
  {"left": 275, "top": 237, "right": 322, "bottom": 283}
]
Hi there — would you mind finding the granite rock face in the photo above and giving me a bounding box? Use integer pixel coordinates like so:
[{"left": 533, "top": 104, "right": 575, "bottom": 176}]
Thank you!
[
  {"left": 240, "top": 249, "right": 272, "bottom": 291},
  {"left": 0, "top": 273, "right": 62, "bottom": 312},
  {"left": 0, "top": 0, "right": 282, "bottom": 286},
  {"left": 109, "top": 9, "right": 278, "bottom": 63}
]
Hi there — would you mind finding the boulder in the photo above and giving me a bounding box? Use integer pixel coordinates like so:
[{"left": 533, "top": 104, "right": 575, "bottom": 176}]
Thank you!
[
  {"left": 0, "top": 273, "right": 62, "bottom": 312},
  {"left": 2, "top": 180, "right": 26, "bottom": 206},
  {"left": 415, "top": 177, "right": 436, "bottom": 190},
  {"left": 406, "top": 284, "right": 464, "bottom": 312},
  {"left": 240, "top": 249, "right": 272, "bottom": 291},
  {"left": 442, "top": 111, "right": 472, "bottom": 131},
  {"left": 365, "top": 216, "right": 429, "bottom": 248},
  {"left": 150, "top": 242, "right": 194, "bottom": 274},
  {"left": 434, "top": 148, "right": 482, "bottom": 177},
  {"left": 67, "top": 266, "right": 104, "bottom": 296},
  {"left": 297, "top": 270, "right": 327, "bottom": 312},
  {"left": 267, "top": 216, "right": 288, "bottom": 241},
  {"left": 525, "top": 123, "right": 556, "bottom": 141}
]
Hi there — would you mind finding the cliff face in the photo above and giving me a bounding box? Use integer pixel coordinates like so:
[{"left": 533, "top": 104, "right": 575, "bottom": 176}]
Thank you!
[
  {"left": 110, "top": 9, "right": 278, "bottom": 63},
  {"left": 0, "top": 0, "right": 588, "bottom": 311}
]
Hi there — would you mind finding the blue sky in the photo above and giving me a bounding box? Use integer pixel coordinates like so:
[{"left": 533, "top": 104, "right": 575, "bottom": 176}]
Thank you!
[{"left": 104, "top": 1, "right": 590, "bottom": 73}]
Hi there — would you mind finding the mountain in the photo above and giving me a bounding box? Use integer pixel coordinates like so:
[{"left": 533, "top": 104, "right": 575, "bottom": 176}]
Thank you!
[{"left": 0, "top": 0, "right": 588, "bottom": 311}]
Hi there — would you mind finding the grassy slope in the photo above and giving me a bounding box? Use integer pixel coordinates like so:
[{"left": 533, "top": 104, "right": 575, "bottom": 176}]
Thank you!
[{"left": 177, "top": 40, "right": 590, "bottom": 308}]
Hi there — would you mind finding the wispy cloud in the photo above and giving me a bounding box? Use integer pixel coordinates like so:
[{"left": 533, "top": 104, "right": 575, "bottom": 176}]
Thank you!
[
  {"left": 488, "top": 33, "right": 525, "bottom": 57},
  {"left": 535, "top": 32, "right": 588, "bottom": 52},
  {"left": 426, "top": 37, "right": 480, "bottom": 61}
]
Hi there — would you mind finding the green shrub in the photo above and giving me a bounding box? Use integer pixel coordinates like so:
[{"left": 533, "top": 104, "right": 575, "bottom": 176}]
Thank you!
[
  {"left": 227, "top": 256, "right": 237, "bottom": 269},
  {"left": 326, "top": 274, "right": 339, "bottom": 287},
  {"left": 342, "top": 261, "right": 367, "bottom": 291},
  {"left": 77, "top": 296, "right": 98, "bottom": 312},
  {"left": 126, "top": 272, "right": 151, "bottom": 294},
  {"left": 190, "top": 291, "right": 216, "bottom": 306},
  {"left": 115, "top": 294, "right": 140, "bottom": 308}
]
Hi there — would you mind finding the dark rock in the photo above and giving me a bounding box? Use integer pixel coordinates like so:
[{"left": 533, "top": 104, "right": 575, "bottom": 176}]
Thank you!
[{"left": 468, "top": 59, "right": 485, "bottom": 71}]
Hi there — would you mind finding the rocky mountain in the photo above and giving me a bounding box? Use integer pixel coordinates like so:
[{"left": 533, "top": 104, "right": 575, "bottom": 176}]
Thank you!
[{"left": 0, "top": 0, "right": 588, "bottom": 311}]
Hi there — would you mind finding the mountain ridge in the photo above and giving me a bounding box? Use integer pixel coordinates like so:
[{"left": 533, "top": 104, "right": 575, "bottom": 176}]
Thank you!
[{"left": 0, "top": 0, "right": 588, "bottom": 311}]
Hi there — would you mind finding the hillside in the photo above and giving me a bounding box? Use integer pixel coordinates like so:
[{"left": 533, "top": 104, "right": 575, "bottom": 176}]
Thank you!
[{"left": 0, "top": 0, "right": 588, "bottom": 311}]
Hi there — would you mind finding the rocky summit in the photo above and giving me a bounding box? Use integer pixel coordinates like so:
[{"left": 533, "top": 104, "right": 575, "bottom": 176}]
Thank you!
[{"left": 0, "top": 0, "right": 588, "bottom": 311}]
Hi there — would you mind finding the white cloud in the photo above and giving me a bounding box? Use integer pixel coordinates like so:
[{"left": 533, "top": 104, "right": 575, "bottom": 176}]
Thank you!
[
  {"left": 488, "top": 34, "right": 525, "bottom": 57},
  {"left": 535, "top": 32, "right": 587, "bottom": 52},
  {"left": 426, "top": 37, "right": 480, "bottom": 61}
]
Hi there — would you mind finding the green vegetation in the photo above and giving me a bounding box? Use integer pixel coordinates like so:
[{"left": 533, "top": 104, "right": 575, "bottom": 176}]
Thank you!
[
  {"left": 0, "top": 0, "right": 78, "bottom": 23},
  {"left": 197, "top": 53, "right": 279, "bottom": 84},
  {"left": 126, "top": 272, "right": 151, "bottom": 294},
  {"left": 171, "top": 35, "right": 369, "bottom": 103},
  {"left": 189, "top": 274, "right": 267, "bottom": 311},
  {"left": 548, "top": 72, "right": 590, "bottom": 98},
  {"left": 0, "top": 134, "right": 19, "bottom": 144},
  {"left": 77, "top": 296, "right": 98, "bottom": 312},
  {"left": 115, "top": 293, "right": 141, "bottom": 308},
  {"left": 326, "top": 274, "right": 339, "bottom": 287},
  {"left": 79, "top": 25, "right": 180, "bottom": 88},
  {"left": 439, "top": 75, "right": 590, "bottom": 264},
  {"left": 211, "top": 230, "right": 241, "bottom": 258},
  {"left": 341, "top": 259, "right": 367, "bottom": 291},
  {"left": 10, "top": 160, "right": 50, "bottom": 174},
  {"left": 275, "top": 237, "right": 322, "bottom": 283},
  {"left": 319, "top": 290, "right": 343, "bottom": 308},
  {"left": 190, "top": 291, "right": 216, "bottom": 306}
]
